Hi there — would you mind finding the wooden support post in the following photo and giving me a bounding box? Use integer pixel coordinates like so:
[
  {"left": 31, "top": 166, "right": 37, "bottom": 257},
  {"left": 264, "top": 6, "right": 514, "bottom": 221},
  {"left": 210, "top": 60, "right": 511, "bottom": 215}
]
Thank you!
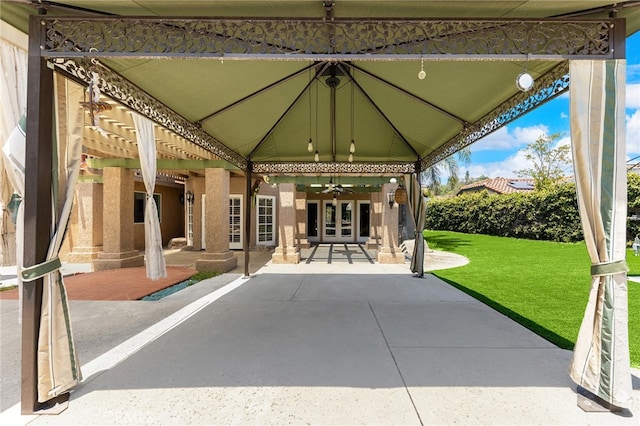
[
  {"left": 612, "top": 18, "right": 626, "bottom": 60},
  {"left": 244, "top": 162, "right": 252, "bottom": 277},
  {"left": 22, "top": 14, "right": 54, "bottom": 414}
]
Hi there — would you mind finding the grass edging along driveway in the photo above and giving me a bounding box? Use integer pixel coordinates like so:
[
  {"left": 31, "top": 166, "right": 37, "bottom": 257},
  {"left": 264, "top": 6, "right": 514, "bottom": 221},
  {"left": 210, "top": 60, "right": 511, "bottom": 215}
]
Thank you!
[{"left": 423, "top": 230, "right": 639, "bottom": 368}]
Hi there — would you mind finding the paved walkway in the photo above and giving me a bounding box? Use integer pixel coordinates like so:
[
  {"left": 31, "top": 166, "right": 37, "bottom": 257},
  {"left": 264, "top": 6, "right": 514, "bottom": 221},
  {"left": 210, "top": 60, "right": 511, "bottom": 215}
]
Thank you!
[{"left": 1, "top": 249, "right": 638, "bottom": 425}]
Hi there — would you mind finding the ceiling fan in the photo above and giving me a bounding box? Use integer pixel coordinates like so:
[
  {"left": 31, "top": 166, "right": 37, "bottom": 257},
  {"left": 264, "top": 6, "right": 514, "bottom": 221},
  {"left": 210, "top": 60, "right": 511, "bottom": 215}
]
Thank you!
[{"left": 321, "top": 179, "right": 353, "bottom": 194}]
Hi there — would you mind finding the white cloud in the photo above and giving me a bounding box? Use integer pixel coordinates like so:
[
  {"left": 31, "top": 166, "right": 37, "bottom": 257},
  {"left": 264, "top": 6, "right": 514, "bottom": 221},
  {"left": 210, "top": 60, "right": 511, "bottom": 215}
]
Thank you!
[
  {"left": 470, "top": 127, "right": 516, "bottom": 151},
  {"left": 560, "top": 112, "right": 568, "bottom": 119},
  {"left": 627, "top": 84, "right": 640, "bottom": 109},
  {"left": 628, "top": 109, "right": 640, "bottom": 156},
  {"left": 463, "top": 134, "right": 574, "bottom": 179},
  {"left": 471, "top": 124, "right": 548, "bottom": 152},
  {"left": 462, "top": 150, "right": 531, "bottom": 179},
  {"left": 513, "top": 125, "right": 550, "bottom": 143},
  {"left": 555, "top": 135, "right": 571, "bottom": 148}
]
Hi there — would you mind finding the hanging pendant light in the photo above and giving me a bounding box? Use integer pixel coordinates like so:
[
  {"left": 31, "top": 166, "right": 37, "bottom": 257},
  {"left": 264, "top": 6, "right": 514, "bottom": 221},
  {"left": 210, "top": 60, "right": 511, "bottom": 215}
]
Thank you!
[
  {"left": 313, "top": 79, "right": 320, "bottom": 162},
  {"left": 516, "top": 55, "right": 534, "bottom": 92},
  {"left": 332, "top": 194, "right": 337, "bottom": 206},
  {"left": 307, "top": 72, "right": 314, "bottom": 152},
  {"left": 418, "top": 56, "right": 426, "bottom": 80},
  {"left": 349, "top": 73, "right": 356, "bottom": 162}
]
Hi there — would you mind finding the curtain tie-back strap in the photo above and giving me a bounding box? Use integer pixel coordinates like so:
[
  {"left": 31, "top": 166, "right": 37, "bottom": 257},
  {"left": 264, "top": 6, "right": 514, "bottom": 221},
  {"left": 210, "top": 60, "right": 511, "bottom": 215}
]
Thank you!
[
  {"left": 21, "top": 257, "right": 62, "bottom": 282},
  {"left": 590, "top": 259, "right": 628, "bottom": 277}
]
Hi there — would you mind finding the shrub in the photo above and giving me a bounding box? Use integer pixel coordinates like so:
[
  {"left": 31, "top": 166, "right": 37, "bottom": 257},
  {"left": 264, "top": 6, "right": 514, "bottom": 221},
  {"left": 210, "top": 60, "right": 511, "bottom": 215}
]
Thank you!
[
  {"left": 426, "top": 174, "right": 638, "bottom": 243},
  {"left": 425, "top": 182, "right": 582, "bottom": 242}
]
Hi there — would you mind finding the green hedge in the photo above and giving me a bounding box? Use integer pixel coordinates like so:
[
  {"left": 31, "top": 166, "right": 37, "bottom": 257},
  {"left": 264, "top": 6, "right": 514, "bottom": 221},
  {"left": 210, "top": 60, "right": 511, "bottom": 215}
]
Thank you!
[
  {"left": 425, "top": 182, "right": 583, "bottom": 242},
  {"left": 426, "top": 174, "right": 640, "bottom": 243}
]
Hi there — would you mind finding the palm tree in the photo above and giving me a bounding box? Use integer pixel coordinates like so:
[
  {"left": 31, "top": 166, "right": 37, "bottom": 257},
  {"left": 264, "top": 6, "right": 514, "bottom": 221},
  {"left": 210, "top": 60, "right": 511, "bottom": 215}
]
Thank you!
[{"left": 420, "top": 147, "right": 471, "bottom": 195}]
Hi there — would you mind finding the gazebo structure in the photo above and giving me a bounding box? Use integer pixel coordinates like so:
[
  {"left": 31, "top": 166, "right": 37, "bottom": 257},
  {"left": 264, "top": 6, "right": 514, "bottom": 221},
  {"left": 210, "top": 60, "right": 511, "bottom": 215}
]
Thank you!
[{"left": 1, "top": 0, "right": 639, "bottom": 416}]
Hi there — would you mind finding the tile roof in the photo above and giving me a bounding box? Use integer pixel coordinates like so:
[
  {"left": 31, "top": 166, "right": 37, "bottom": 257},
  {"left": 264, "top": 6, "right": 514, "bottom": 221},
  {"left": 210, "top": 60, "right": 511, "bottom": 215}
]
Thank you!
[{"left": 457, "top": 177, "right": 536, "bottom": 195}]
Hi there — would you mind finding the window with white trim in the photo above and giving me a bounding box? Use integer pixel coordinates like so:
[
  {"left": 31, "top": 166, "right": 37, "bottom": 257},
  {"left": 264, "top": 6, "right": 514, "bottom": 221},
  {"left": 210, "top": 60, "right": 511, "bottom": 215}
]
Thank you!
[{"left": 256, "top": 195, "right": 276, "bottom": 245}]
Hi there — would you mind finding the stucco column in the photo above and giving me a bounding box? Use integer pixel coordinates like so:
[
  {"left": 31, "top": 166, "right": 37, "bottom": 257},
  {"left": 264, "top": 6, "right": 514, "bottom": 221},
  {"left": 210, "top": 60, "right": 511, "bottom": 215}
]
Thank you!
[
  {"left": 272, "top": 183, "right": 300, "bottom": 263},
  {"left": 367, "top": 192, "right": 382, "bottom": 250},
  {"left": 64, "top": 180, "right": 103, "bottom": 262},
  {"left": 93, "top": 167, "right": 144, "bottom": 270},
  {"left": 195, "top": 168, "right": 237, "bottom": 272},
  {"left": 295, "top": 190, "right": 310, "bottom": 249},
  {"left": 377, "top": 183, "right": 405, "bottom": 264}
]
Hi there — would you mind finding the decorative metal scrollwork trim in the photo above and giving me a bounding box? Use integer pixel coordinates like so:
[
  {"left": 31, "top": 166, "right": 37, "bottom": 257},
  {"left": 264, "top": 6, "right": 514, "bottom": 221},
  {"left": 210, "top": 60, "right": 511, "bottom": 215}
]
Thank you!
[
  {"left": 42, "top": 17, "right": 616, "bottom": 59},
  {"left": 421, "top": 61, "right": 570, "bottom": 169},
  {"left": 55, "top": 58, "right": 248, "bottom": 168},
  {"left": 252, "top": 162, "right": 415, "bottom": 174}
]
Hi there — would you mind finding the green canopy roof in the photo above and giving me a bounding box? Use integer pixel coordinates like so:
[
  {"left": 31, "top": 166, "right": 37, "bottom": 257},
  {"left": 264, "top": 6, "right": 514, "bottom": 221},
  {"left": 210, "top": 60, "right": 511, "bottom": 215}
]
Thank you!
[{"left": 2, "top": 0, "right": 639, "bottom": 175}]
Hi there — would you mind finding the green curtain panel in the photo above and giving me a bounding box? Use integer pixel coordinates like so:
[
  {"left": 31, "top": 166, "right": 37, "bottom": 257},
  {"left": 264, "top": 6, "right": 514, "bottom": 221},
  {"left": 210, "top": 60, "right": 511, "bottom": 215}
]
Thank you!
[
  {"left": 403, "top": 173, "right": 427, "bottom": 277},
  {"left": 569, "top": 60, "right": 631, "bottom": 408},
  {"left": 16, "top": 75, "right": 84, "bottom": 402}
]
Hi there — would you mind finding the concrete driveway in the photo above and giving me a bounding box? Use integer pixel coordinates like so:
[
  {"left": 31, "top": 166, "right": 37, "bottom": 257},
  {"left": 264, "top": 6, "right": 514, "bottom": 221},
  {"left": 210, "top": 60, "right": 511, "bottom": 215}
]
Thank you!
[{"left": 2, "top": 261, "right": 639, "bottom": 425}]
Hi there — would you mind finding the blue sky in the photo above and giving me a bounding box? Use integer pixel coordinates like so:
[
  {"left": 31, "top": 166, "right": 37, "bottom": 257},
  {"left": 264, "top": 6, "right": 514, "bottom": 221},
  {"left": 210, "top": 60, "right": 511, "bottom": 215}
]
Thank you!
[{"left": 461, "top": 31, "right": 640, "bottom": 179}]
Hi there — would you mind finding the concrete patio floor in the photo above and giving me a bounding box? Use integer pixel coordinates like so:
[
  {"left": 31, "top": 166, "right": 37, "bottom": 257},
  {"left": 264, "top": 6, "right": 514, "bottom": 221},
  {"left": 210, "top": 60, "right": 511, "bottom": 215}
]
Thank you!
[{"left": 1, "top": 257, "right": 638, "bottom": 425}]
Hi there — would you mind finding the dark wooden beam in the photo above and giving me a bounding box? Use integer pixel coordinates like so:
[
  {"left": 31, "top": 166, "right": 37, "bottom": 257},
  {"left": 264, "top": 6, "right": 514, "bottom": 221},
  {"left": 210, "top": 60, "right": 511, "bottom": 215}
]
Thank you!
[
  {"left": 22, "top": 14, "right": 54, "bottom": 414},
  {"left": 244, "top": 162, "right": 252, "bottom": 277},
  {"left": 612, "top": 18, "right": 626, "bottom": 59}
]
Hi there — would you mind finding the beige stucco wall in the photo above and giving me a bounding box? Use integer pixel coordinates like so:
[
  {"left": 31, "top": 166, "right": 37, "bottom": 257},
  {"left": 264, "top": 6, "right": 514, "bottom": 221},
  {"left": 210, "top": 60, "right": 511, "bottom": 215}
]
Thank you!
[{"left": 60, "top": 179, "right": 104, "bottom": 262}]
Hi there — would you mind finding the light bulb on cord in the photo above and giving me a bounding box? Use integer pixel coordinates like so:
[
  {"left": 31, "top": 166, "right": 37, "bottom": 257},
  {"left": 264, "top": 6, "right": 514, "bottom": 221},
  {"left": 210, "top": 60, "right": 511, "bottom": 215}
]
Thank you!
[
  {"left": 349, "top": 139, "right": 355, "bottom": 153},
  {"left": 332, "top": 195, "right": 337, "bottom": 206},
  {"left": 348, "top": 153, "right": 353, "bottom": 163},
  {"left": 314, "top": 150, "right": 319, "bottom": 162},
  {"left": 418, "top": 57, "right": 426, "bottom": 80},
  {"left": 307, "top": 138, "right": 313, "bottom": 152},
  {"left": 516, "top": 72, "right": 534, "bottom": 92}
]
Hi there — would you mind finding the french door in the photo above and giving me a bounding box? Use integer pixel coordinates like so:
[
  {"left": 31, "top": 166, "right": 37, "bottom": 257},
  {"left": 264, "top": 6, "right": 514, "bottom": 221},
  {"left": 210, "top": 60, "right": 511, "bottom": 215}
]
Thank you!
[
  {"left": 323, "top": 200, "right": 353, "bottom": 242},
  {"left": 256, "top": 195, "right": 276, "bottom": 246},
  {"left": 229, "top": 195, "right": 243, "bottom": 249}
]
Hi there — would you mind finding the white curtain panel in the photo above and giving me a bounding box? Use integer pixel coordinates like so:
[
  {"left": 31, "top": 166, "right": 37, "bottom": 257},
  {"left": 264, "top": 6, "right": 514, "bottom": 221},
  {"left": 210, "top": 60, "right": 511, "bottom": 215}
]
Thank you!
[
  {"left": 0, "top": 39, "right": 27, "bottom": 266},
  {"left": 3, "top": 117, "right": 26, "bottom": 321},
  {"left": 568, "top": 59, "right": 631, "bottom": 408},
  {"left": 132, "top": 113, "right": 167, "bottom": 280}
]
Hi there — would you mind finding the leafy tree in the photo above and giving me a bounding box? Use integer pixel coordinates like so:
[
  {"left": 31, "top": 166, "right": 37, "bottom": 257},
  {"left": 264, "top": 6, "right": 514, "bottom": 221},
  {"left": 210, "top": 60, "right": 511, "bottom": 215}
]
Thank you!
[
  {"left": 515, "top": 133, "right": 571, "bottom": 190},
  {"left": 421, "top": 147, "right": 471, "bottom": 196},
  {"left": 464, "top": 170, "right": 471, "bottom": 185}
]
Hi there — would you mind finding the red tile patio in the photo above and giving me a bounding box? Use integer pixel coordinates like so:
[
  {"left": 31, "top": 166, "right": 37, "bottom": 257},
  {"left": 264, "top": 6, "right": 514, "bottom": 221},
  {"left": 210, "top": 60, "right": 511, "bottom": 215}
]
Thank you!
[{"left": 0, "top": 266, "right": 196, "bottom": 301}]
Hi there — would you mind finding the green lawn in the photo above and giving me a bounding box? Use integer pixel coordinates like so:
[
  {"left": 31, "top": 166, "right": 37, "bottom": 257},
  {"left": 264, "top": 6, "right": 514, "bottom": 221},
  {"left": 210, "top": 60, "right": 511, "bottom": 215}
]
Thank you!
[
  {"left": 628, "top": 248, "right": 640, "bottom": 276},
  {"left": 424, "top": 230, "right": 639, "bottom": 367}
]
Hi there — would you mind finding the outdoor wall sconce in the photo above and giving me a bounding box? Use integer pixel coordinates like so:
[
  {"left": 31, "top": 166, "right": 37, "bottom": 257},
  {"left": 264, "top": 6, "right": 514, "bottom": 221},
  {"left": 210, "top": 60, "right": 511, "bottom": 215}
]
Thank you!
[
  {"left": 387, "top": 191, "right": 396, "bottom": 208},
  {"left": 185, "top": 190, "right": 195, "bottom": 204}
]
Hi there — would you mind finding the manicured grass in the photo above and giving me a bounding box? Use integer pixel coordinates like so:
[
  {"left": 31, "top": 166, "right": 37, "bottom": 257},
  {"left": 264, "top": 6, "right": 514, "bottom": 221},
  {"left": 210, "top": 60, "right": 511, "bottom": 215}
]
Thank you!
[
  {"left": 424, "top": 230, "right": 640, "bottom": 367},
  {"left": 189, "top": 270, "right": 221, "bottom": 283}
]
